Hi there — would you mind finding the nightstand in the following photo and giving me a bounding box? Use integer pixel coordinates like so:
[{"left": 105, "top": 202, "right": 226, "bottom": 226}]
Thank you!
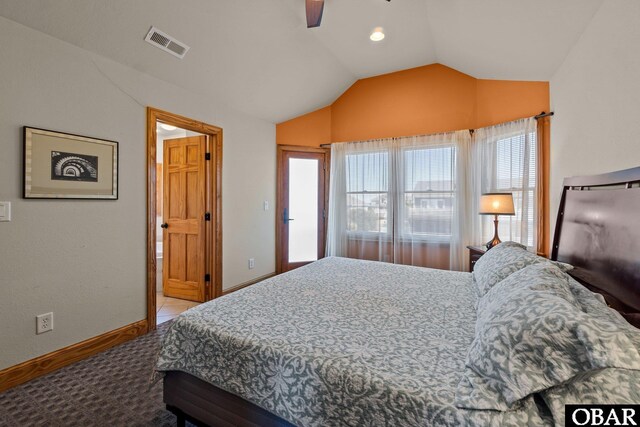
[{"left": 467, "top": 245, "right": 487, "bottom": 272}]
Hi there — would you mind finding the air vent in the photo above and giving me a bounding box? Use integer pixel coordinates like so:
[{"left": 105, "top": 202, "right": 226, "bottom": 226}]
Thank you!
[{"left": 144, "top": 26, "right": 190, "bottom": 59}]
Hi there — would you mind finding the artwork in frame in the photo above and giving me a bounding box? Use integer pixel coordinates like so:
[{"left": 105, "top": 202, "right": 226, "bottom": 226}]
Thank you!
[{"left": 23, "top": 127, "right": 118, "bottom": 199}]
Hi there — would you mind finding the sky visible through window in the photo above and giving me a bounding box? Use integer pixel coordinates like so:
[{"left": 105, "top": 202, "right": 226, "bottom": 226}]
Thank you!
[
  {"left": 344, "top": 135, "right": 534, "bottom": 192},
  {"left": 346, "top": 151, "right": 388, "bottom": 192},
  {"left": 405, "top": 146, "right": 455, "bottom": 191},
  {"left": 345, "top": 146, "right": 455, "bottom": 192}
]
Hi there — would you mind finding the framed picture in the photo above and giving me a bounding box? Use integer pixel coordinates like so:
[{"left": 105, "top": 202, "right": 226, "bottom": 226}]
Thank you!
[{"left": 23, "top": 127, "right": 118, "bottom": 199}]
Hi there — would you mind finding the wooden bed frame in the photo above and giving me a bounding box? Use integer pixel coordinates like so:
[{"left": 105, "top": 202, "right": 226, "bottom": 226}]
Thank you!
[
  {"left": 551, "top": 166, "right": 640, "bottom": 327},
  {"left": 164, "top": 166, "right": 640, "bottom": 427},
  {"left": 164, "top": 371, "right": 293, "bottom": 427}
]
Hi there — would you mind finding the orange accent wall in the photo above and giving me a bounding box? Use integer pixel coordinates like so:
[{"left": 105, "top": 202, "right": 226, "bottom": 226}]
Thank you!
[
  {"left": 275, "top": 106, "right": 332, "bottom": 147},
  {"left": 332, "top": 64, "right": 477, "bottom": 142},
  {"left": 476, "top": 79, "right": 550, "bottom": 129},
  {"left": 276, "top": 64, "right": 549, "bottom": 146}
]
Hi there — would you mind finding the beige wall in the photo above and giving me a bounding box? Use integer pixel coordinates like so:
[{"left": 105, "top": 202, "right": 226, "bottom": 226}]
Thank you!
[
  {"left": 549, "top": 0, "right": 640, "bottom": 244},
  {"left": 0, "top": 17, "right": 276, "bottom": 370}
]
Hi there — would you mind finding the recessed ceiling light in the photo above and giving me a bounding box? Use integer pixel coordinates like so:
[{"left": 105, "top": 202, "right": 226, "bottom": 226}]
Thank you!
[
  {"left": 159, "top": 123, "right": 177, "bottom": 131},
  {"left": 370, "top": 27, "right": 385, "bottom": 42}
]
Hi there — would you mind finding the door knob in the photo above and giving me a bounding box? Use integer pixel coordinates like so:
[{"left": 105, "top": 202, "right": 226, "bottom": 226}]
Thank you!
[
  {"left": 283, "top": 208, "right": 295, "bottom": 224},
  {"left": 161, "top": 223, "right": 169, "bottom": 229}
]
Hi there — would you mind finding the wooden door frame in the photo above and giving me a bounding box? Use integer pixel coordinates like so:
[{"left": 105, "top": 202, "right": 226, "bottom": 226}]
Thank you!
[
  {"left": 276, "top": 145, "right": 329, "bottom": 274},
  {"left": 147, "top": 107, "right": 223, "bottom": 331}
]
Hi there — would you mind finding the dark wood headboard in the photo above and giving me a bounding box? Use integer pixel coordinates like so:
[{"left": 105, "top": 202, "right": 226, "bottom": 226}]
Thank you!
[{"left": 551, "top": 166, "right": 640, "bottom": 327}]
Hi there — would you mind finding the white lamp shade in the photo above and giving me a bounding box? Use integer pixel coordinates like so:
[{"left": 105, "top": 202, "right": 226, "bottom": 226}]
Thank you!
[{"left": 479, "top": 193, "right": 515, "bottom": 215}]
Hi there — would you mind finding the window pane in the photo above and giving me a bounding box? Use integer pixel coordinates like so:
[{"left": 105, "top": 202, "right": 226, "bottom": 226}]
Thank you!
[
  {"left": 346, "top": 151, "right": 388, "bottom": 192},
  {"left": 403, "top": 192, "right": 454, "bottom": 236},
  {"left": 494, "top": 189, "right": 535, "bottom": 246},
  {"left": 288, "top": 158, "right": 318, "bottom": 263},
  {"left": 528, "top": 132, "right": 537, "bottom": 185},
  {"left": 495, "top": 132, "right": 536, "bottom": 191},
  {"left": 405, "top": 146, "right": 455, "bottom": 192},
  {"left": 346, "top": 193, "right": 388, "bottom": 233},
  {"left": 488, "top": 131, "right": 537, "bottom": 248},
  {"left": 402, "top": 145, "right": 456, "bottom": 239},
  {"left": 345, "top": 150, "right": 389, "bottom": 233}
]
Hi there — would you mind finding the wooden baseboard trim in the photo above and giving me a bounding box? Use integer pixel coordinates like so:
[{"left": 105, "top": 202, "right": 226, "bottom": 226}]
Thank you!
[
  {"left": 0, "top": 319, "right": 148, "bottom": 393},
  {"left": 222, "top": 272, "right": 276, "bottom": 296}
]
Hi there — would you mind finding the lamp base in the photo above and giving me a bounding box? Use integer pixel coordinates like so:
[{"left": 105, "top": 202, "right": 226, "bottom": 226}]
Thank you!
[
  {"left": 485, "top": 236, "right": 502, "bottom": 250},
  {"left": 485, "top": 215, "right": 501, "bottom": 250}
]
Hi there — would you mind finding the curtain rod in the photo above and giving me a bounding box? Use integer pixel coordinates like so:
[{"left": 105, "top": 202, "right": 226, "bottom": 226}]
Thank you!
[
  {"left": 319, "top": 112, "right": 554, "bottom": 148},
  {"left": 535, "top": 111, "right": 555, "bottom": 120}
]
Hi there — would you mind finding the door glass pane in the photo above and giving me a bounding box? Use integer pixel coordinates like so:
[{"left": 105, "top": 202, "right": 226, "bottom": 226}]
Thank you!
[{"left": 288, "top": 158, "right": 319, "bottom": 263}]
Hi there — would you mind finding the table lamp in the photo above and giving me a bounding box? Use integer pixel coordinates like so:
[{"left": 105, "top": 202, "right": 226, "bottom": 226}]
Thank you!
[{"left": 479, "top": 193, "right": 515, "bottom": 249}]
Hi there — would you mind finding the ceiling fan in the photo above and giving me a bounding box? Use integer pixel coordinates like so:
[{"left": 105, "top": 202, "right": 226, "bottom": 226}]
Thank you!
[
  {"left": 306, "top": 0, "right": 390, "bottom": 28},
  {"left": 305, "top": 0, "right": 324, "bottom": 28}
]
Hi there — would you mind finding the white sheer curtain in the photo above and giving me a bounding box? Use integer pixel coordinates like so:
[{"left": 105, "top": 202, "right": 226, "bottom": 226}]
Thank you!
[
  {"left": 470, "top": 117, "right": 538, "bottom": 250},
  {"left": 326, "top": 139, "right": 391, "bottom": 262},
  {"left": 326, "top": 131, "right": 471, "bottom": 271}
]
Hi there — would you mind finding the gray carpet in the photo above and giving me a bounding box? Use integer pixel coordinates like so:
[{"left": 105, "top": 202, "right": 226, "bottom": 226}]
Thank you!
[{"left": 0, "top": 321, "right": 186, "bottom": 427}]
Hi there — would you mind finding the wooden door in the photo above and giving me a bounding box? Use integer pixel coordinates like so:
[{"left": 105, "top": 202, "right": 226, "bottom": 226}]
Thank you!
[
  {"left": 162, "top": 136, "right": 207, "bottom": 302},
  {"left": 277, "top": 147, "right": 327, "bottom": 273}
]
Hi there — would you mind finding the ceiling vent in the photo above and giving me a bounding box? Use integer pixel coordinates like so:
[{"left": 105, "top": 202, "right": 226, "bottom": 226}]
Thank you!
[{"left": 144, "top": 26, "right": 190, "bottom": 59}]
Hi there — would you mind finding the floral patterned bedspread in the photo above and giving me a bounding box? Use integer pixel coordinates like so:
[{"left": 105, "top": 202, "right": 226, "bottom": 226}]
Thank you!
[{"left": 156, "top": 257, "right": 551, "bottom": 426}]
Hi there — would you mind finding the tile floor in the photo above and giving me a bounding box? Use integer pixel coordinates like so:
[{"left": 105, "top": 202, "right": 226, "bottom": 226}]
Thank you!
[{"left": 156, "top": 293, "right": 200, "bottom": 324}]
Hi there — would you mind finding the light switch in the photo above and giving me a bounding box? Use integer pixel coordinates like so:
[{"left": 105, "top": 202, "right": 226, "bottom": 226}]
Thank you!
[
  {"left": 0, "top": 202, "right": 10, "bottom": 222},
  {"left": 263, "top": 201, "right": 269, "bottom": 211}
]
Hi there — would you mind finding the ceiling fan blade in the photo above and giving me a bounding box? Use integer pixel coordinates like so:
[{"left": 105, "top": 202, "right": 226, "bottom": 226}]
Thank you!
[{"left": 306, "top": 0, "right": 324, "bottom": 28}]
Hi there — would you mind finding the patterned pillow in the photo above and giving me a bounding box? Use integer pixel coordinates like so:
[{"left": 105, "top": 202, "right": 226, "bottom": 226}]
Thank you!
[
  {"left": 472, "top": 241, "right": 572, "bottom": 298},
  {"left": 541, "top": 368, "right": 640, "bottom": 423},
  {"left": 472, "top": 242, "right": 539, "bottom": 297},
  {"left": 456, "top": 263, "right": 640, "bottom": 411},
  {"left": 542, "top": 279, "right": 640, "bottom": 420},
  {"left": 566, "top": 276, "right": 640, "bottom": 350},
  {"left": 474, "top": 262, "right": 578, "bottom": 327}
]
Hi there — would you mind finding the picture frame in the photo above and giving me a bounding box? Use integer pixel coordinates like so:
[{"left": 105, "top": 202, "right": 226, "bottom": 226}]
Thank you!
[{"left": 23, "top": 127, "right": 118, "bottom": 200}]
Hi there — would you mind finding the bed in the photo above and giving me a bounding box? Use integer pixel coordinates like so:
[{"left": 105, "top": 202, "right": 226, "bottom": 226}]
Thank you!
[{"left": 156, "top": 166, "right": 640, "bottom": 427}]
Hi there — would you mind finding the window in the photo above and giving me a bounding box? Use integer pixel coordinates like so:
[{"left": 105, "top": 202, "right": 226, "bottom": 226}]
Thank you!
[
  {"left": 345, "top": 151, "right": 389, "bottom": 234},
  {"left": 401, "top": 145, "right": 456, "bottom": 240},
  {"left": 490, "top": 131, "right": 537, "bottom": 247},
  {"left": 343, "top": 146, "right": 457, "bottom": 241},
  {"left": 327, "top": 121, "right": 536, "bottom": 270},
  {"left": 327, "top": 130, "right": 471, "bottom": 270}
]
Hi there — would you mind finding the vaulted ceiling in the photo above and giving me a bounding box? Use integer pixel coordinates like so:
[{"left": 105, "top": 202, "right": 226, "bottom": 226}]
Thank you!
[{"left": 0, "top": 0, "right": 603, "bottom": 123}]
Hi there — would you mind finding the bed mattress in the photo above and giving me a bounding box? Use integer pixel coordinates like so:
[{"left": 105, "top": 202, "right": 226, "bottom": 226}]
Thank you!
[{"left": 156, "top": 257, "right": 551, "bottom": 426}]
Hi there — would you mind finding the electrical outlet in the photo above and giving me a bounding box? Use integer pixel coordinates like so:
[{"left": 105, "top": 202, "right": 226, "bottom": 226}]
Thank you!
[
  {"left": 248, "top": 258, "right": 255, "bottom": 269},
  {"left": 36, "top": 312, "right": 53, "bottom": 334}
]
